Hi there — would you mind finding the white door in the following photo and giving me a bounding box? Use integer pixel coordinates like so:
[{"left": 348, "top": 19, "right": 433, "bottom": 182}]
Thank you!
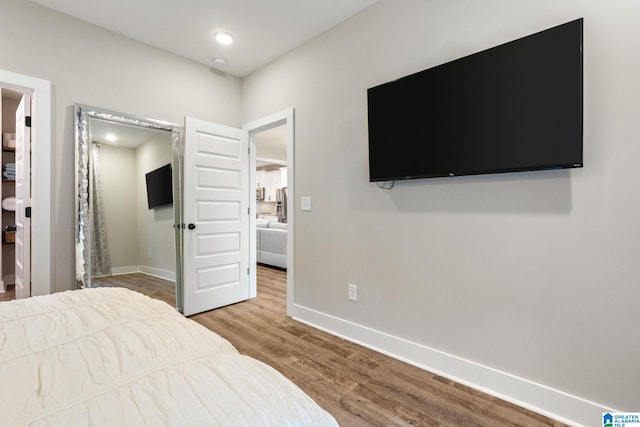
[
  {"left": 14, "top": 94, "right": 31, "bottom": 299},
  {"left": 182, "top": 117, "right": 250, "bottom": 316}
]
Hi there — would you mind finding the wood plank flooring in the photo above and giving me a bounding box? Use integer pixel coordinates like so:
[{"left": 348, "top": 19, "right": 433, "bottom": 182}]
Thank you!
[
  {"left": 0, "top": 285, "right": 14, "bottom": 302},
  {"left": 96, "top": 267, "right": 567, "bottom": 427},
  {"left": 93, "top": 274, "right": 176, "bottom": 307}
]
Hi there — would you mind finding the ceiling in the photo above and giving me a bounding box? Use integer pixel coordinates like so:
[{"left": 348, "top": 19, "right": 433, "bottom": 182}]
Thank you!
[
  {"left": 90, "top": 118, "right": 164, "bottom": 149},
  {"left": 29, "top": 0, "right": 378, "bottom": 77}
]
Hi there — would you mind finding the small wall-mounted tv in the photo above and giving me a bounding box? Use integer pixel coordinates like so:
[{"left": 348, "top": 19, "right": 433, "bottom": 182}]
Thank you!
[
  {"left": 367, "top": 18, "right": 583, "bottom": 182},
  {"left": 145, "top": 163, "right": 173, "bottom": 209}
]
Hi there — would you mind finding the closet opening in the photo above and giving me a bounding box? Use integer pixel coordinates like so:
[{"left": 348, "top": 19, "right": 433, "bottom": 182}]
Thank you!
[
  {"left": 0, "top": 69, "right": 52, "bottom": 301},
  {"left": 0, "top": 87, "right": 30, "bottom": 301}
]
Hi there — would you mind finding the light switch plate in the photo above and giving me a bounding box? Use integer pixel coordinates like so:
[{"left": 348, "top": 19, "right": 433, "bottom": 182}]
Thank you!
[
  {"left": 348, "top": 283, "right": 358, "bottom": 301},
  {"left": 301, "top": 196, "right": 312, "bottom": 211}
]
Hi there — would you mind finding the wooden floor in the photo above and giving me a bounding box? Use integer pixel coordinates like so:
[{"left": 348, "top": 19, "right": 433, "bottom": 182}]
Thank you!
[
  {"left": 99, "top": 267, "right": 566, "bottom": 427},
  {"left": 0, "top": 284, "right": 14, "bottom": 302},
  {"left": 93, "top": 274, "right": 174, "bottom": 305}
]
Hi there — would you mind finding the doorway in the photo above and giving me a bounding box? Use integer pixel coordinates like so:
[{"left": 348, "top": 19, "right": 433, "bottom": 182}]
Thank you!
[
  {"left": 87, "top": 119, "right": 176, "bottom": 307},
  {"left": 0, "top": 88, "right": 23, "bottom": 299},
  {"left": 74, "top": 104, "right": 182, "bottom": 311},
  {"left": 74, "top": 105, "right": 294, "bottom": 315},
  {"left": 1, "top": 88, "right": 34, "bottom": 300},
  {"left": 255, "top": 125, "right": 287, "bottom": 262},
  {"left": 244, "top": 108, "right": 294, "bottom": 315},
  {"left": 0, "top": 69, "right": 52, "bottom": 299}
]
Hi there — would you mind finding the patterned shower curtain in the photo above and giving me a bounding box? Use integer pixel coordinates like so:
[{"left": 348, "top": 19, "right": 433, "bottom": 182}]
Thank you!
[{"left": 91, "top": 144, "right": 112, "bottom": 277}]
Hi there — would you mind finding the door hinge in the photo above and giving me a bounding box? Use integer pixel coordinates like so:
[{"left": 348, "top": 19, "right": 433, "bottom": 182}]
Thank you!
[
  {"left": 25, "top": 207, "right": 31, "bottom": 218},
  {"left": 248, "top": 207, "right": 250, "bottom": 215},
  {"left": 247, "top": 267, "right": 250, "bottom": 275},
  {"left": 25, "top": 116, "right": 32, "bottom": 128}
]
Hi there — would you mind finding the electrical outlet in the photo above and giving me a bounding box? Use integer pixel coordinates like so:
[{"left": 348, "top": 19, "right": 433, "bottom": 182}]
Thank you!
[{"left": 348, "top": 283, "right": 358, "bottom": 301}]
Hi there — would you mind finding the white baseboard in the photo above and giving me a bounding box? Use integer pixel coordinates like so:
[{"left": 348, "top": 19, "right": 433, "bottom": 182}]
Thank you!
[
  {"left": 111, "top": 266, "right": 140, "bottom": 275},
  {"left": 138, "top": 265, "right": 175, "bottom": 282},
  {"left": 3, "top": 274, "right": 15, "bottom": 286},
  {"left": 111, "top": 265, "right": 175, "bottom": 282},
  {"left": 290, "top": 303, "right": 615, "bottom": 427}
]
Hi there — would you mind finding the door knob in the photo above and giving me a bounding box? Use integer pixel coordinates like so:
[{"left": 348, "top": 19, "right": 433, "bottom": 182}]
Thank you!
[{"left": 188, "top": 223, "right": 196, "bottom": 230}]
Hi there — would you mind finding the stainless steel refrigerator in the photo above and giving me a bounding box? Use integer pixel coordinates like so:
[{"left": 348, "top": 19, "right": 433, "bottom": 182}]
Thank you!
[{"left": 276, "top": 187, "right": 287, "bottom": 223}]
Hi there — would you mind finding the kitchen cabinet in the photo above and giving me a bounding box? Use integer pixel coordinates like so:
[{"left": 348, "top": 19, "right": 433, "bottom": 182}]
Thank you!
[
  {"left": 264, "top": 170, "right": 280, "bottom": 202},
  {"left": 256, "top": 169, "right": 265, "bottom": 188}
]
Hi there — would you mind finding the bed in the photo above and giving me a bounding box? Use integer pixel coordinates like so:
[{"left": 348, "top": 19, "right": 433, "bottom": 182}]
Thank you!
[{"left": 0, "top": 288, "right": 339, "bottom": 426}]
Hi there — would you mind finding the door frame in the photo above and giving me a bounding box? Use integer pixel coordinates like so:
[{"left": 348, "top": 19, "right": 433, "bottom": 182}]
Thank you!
[
  {"left": 243, "top": 108, "right": 294, "bottom": 314},
  {"left": 74, "top": 104, "right": 182, "bottom": 305},
  {"left": 0, "top": 69, "right": 52, "bottom": 296}
]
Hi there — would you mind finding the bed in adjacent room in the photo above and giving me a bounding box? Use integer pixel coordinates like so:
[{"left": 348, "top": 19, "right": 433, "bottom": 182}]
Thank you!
[{"left": 0, "top": 287, "right": 339, "bottom": 426}]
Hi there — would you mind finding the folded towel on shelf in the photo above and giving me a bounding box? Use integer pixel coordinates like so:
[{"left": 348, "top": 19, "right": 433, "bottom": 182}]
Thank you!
[
  {"left": 4, "top": 162, "right": 16, "bottom": 181},
  {"left": 2, "top": 197, "right": 16, "bottom": 211}
]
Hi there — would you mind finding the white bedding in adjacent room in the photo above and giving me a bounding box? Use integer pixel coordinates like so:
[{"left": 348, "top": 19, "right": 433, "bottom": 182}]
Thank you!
[{"left": 0, "top": 288, "right": 339, "bottom": 427}]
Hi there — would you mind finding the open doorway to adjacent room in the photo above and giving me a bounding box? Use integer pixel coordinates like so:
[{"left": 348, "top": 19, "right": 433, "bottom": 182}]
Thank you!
[
  {"left": 246, "top": 108, "right": 294, "bottom": 313},
  {"left": 254, "top": 125, "right": 288, "bottom": 269}
]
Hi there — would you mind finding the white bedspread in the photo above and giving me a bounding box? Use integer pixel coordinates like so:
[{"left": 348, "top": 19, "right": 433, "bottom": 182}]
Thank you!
[{"left": 0, "top": 288, "right": 339, "bottom": 427}]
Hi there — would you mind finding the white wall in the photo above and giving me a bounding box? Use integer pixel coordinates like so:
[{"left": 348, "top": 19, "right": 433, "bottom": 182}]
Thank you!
[
  {"left": 136, "top": 132, "right": 174, "bottom": 278},
  {"left": 1, "top": 0, "right": 636, "bottom": 422},
  {"left": 242, "top": 0, "right": 640, "bottom": 423},
  {"left": 98, "top": 144, "right": 139, "bottom": 269},
  {"left": 255, "top": 127, "right": 287, "bottom": 161},
  {"left": 0, "top": 0, "right": 241, "bottom": 293},
  {"left": 97, "top": 133, "right": 174, "bottom": 278}
]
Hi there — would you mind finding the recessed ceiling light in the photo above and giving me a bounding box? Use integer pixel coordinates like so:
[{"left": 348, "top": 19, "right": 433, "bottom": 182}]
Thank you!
[
  {"left": 214, "top": 31, "right": 234, "bottom": 45},
  {"left": 212, "top": 58, "right": 227, "bottom": 66},
  {"left": 105, "top": 133, "right": 117, "bottom": 142}
]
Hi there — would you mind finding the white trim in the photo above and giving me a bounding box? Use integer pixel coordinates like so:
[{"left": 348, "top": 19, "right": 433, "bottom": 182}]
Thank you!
[
  {"left": 110, "top": 266, "right": 140, "bottom": 276},
  {"left": 290, "top": 303, "right": 616, "bottom": 427},
  {"left": 243, "top": 108, "right": 295, "bottom": 311},
  {"left": 110, "top": 265, "right": 176, "bottom": 282},
  {"left": 247, "top": 134, "right": 257, "bottom": 299},
  {"left": 0, "top": 69, "right": 52, "bottom": 297},
  {"left": 1, "top": 275, "right": 13, "bottom": 287},
  {"left": 139, "top": 265, "right": 176, "bottom": 282}
]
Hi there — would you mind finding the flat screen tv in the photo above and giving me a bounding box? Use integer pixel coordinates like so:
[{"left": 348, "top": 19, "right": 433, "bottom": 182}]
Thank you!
[
  {"left": 367, "top": 18, "right": 583, "bottom": 182},
  {"left": 145, "top": 163, "right": 173, "bottom": 209}
]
